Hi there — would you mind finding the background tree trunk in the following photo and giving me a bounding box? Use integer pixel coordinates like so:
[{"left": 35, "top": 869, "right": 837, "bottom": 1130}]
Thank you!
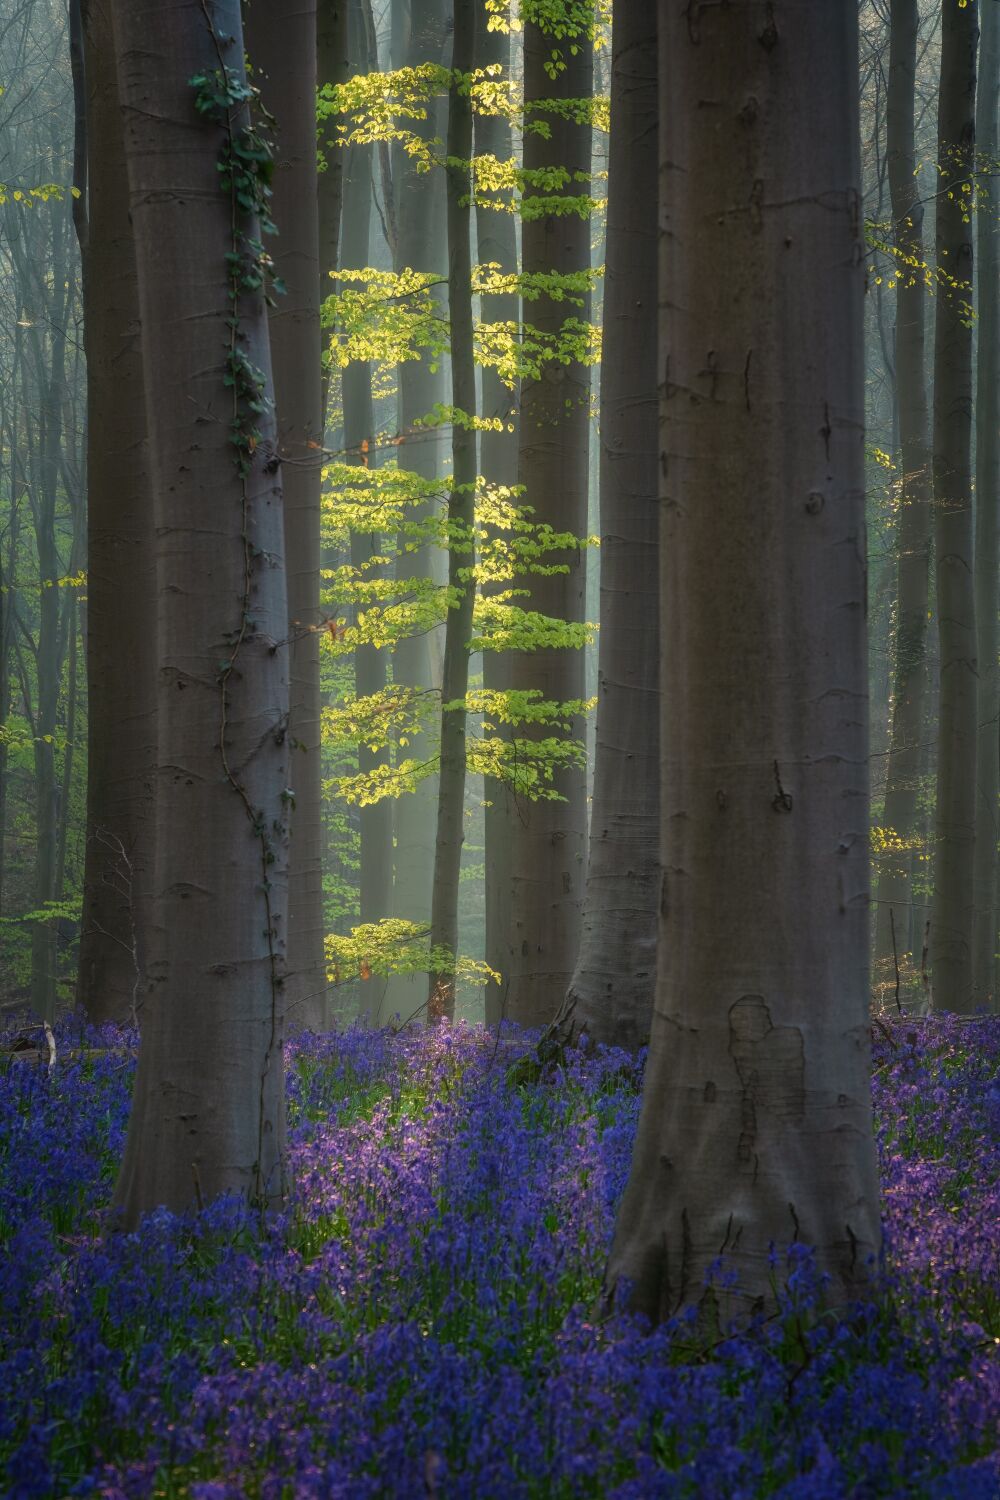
[
  {"left": 384, "top": 0, "right": 450, "bottom": 1019},
  {"left": 973, "top": 0, "right": 1000, "bottom": 1011},
  {"left": 607, "top": 0, "right": 881, "bottom": 1324},
  {"left": 930, "top": 0, "right": 979, "bottom": 1014},
  {"left": 76, "top": 0, "right": 155, "bottom": 1028},
  {"left": 474, "top": 0, "right": 519, "bottom": 1027},
  {"left": 318, "top": 0, "right": 349, "bottom": 379},
  {"left": 561, "top": 0, "right": 658, "bottom": 1053},
  {"left": 111, "top": 0, "right": 289, "bottom": 1224},
  {"left": 503, "top": 11, "right": 592, "bottom": 1029},
  {"left": 428, "top": 0, "right": 476, "bottom": 1023},
  {"left": 244, "top": 0, "right": 327, "bottom": 1032},
  {"left": 341, "top": 0, "right": 393, "bottom": 1021},
  {"left": 874, "top": 0, "right": 932, "bottom": 992}
]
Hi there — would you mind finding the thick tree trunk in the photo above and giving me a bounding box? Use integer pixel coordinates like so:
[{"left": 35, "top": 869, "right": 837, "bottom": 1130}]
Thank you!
[
  {"left": 607, "top": 0, "right": 881, "bottom": 1324},
  {"left": 384, "top": 0, "right": 450, "bottom": 1018},
  {"left": 474, "top": 0, "right": 519, "bottom": 1026},
  {"left": 503, "top": 12, "right": 592, "bottom": 1029},
  {"left": 874, "top": 0, "right": 933, "bottom": 991},
  {"left": 561, "top": 0, "right": 658, "bottom": 1053},
  {"left": 244, "top": 0, "right": 327, "bottom": 1033},
  {"left": 111, "top": 0, "right": 289, "bottom": 1223},
  {"left": 974, "top": 0, "right": 1000, "bottom": 1011},
  {"left": 930, "top": 0, "right": 979, "bottom": 1014},
  {"left": 76, "top": 0, "right": 156, "bottom": 1027},
  {"left": 428, "top": 0, "right": 476, "bottom": 1024}
]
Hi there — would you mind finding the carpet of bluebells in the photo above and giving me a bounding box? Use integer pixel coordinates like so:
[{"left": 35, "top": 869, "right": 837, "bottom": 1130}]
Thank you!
[{"left": 0, "top": 1015, "right": 998, "bottom": 1498}]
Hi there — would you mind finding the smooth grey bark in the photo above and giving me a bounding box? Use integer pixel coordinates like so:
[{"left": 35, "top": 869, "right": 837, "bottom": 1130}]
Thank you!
[
  {"left": 607, "top": 0, "right": 881, "bottom": 1324},
  {"left": 340, "top": 4, "right": 393, "bottom": 1007},
  {"left": 0, "top": 399, "right": 17, "bottom": 924},
  {"left": 874, "top": 0, "right": 933, "bottom": 989},
  {"left": 561, "top": 0, "right": 658, "bottom": 1053},
  {"left": 244, "top": 0, "right": 327, "bottom": 1033},
  {"left": 428, "top": 0, "right": 476, "bottom": 1023},
  {"left": 973, "top": 0, "right": 1000, "bottom": 1011},
  {"left": 76, "top": 0, "right": 155, "bottom": 1027},
  {"left": 503, "top": 11, "right": 592, "bottom": 1029},
  {"left": 7, "top": 196, "right": 75, "bottom": 1021},
  {"left": 930, "top": 0, "right": 979, "bottom": 1014},
  {"left": 384, "top": 0, "right": 450, "bottom": 1018},
  {"left": 474, "top": 0, "right": 519, "bottom": 1027},
  {"left": 318, "top": 0, "right": 349, "bottom": 379},
  {"left": 111, "top": 0, "right": 288, "bottom": 1223}
]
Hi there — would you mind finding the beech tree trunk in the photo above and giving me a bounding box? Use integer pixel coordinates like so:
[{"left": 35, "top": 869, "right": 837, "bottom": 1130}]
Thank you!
[
  {"left": 561, "top": 0, "right": 658, "bottom": 1052},
  {"left": 873, "top": 0, "right": 932, "bottom": 989},
  {"left": 930, "top": 0, "right": 979, "bottom": 1014},
  {"left": 428, "top": 0, "right": 476, "bottom": 1023},
  {"left": 244, "top": 0, "right": 327, "bottom": 1032},
  {"left": 340, "top": 1, "right": 393, "bottom": 1018},
  {"left": 111, "top": 0, "right": 289, "bottom": 1224},
  {"left": 384, "top": 0, "right": 450, "bottom": 1018},
  {"left": 76, "top": 0, "right": 156, "bottom": 1028},
  {"left": 607, "top": 0, "right": 881, "bottom": 1324},
  {"left": 318, "top": 0, "right": 349, "bottom": 361},
  {"left": 8, "top": 197, "right": 75, "bottom": 1021},
  {"left": 474, "top": 0, "right": 519, "bottom": 1027},
  {"left": 504, "top": 10, "right": 592, "bottom": 1029},
  {"left": 973, "top": 0, "right": 1000, "bottom": 1011}
]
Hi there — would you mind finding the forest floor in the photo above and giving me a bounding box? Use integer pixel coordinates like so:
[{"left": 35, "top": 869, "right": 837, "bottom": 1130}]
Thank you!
[{"left": 0, "top": 1013, "right": 997, "bottom": 1498}]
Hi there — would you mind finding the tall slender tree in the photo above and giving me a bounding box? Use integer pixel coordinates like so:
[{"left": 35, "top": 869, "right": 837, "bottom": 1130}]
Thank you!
[
  {"left": 561, "top": 0, "right": 658, "bottom": 1052},
  {"left": 110, "top": 0, "right": 289, "bottom": 1223},
  {"left": 503, "top": 2, "right": 593, "bottom": 1028},
  {"left": 874, "top": 0, "right": 933, "bottom": 987},
  {"left": 428, "top": 0, "right": 476, "bottom": 1023},
  {"left": 930, "top": 0, "right": 979, "bottom": 1014},
  {"left": 607, "top": 0, "right": 881, "bottom": 1322},
  {"left": 474, "top": 0, "right": 519, "bottom": 1027},
  {"left": 383, "top": 0, "right": 451, "bottom": 1018},
  {"left": 341, "top": 0, "right": 393, "bottom": 1007},
  {"left": 318, "top": 0, "right": 349, "bottom": 337},
  {"left": 244, "top": 0, "right": 327, "bottom": 1032},
  {"left": 973, "top": 0, "right": 1000, "bottom": 1012},
  {"left": 76, "top": 0, "right": 155, "bottom": 1027}
]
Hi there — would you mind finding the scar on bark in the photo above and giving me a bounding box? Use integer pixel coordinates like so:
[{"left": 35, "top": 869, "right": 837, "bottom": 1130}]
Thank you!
[
  {"left": 758, "top": 3, "right": 778, "bottom": 52},
  {"left": 772, "top": 760, "right": 793, "bottom": 813},
  {"left": 729, "top": 996, "right": 805, "bottom": 1167}
]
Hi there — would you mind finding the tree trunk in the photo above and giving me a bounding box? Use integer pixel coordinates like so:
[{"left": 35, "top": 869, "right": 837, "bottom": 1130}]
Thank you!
[
  {"left": 973, "top": 0, "right": 1000, "bottom": 1011},
  {"left": 76, "top": 0, "right": 156, "bottom": 1028},
  {"left": 54, "top": 593, "right": 78, "bottom": 903},
  {"left": 318, "top": 0, "right": 349, "bottom": 388},
  {"left": 930, "top": 0, "right": 979, "bottom": 1014},
  {"left": 244, "top": 0, "right": 327, "bottom": 1033},
  {"left": 560, "top": 0, "right": 658, "bottom": 1053},
  {"left": 340, "top": 3, "right": 393, "bottom": 1020},
  {"left": 384, "top": 0, "right": 450, "bottom": 1018},
  {"left": 428, "top": 0, "right": 476, "bottom": 1023},
  {"left": 474, "top": 0, "right": 519, "bottom": 1026},
  {"left": 14, "top": 201, "right": 74, "bottom": 1022},
  {"left": 111, "top": 0, "right": 289, "bottom": 1224},
  {"left": 607, "top": 0, "right": 881, "bottom": 1324},
  {"left": 503, "top": 10, "right": 592, "bottom": 1029},
  {"left": 873, "top": 0, "right": 933, "bottom": 992}
]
